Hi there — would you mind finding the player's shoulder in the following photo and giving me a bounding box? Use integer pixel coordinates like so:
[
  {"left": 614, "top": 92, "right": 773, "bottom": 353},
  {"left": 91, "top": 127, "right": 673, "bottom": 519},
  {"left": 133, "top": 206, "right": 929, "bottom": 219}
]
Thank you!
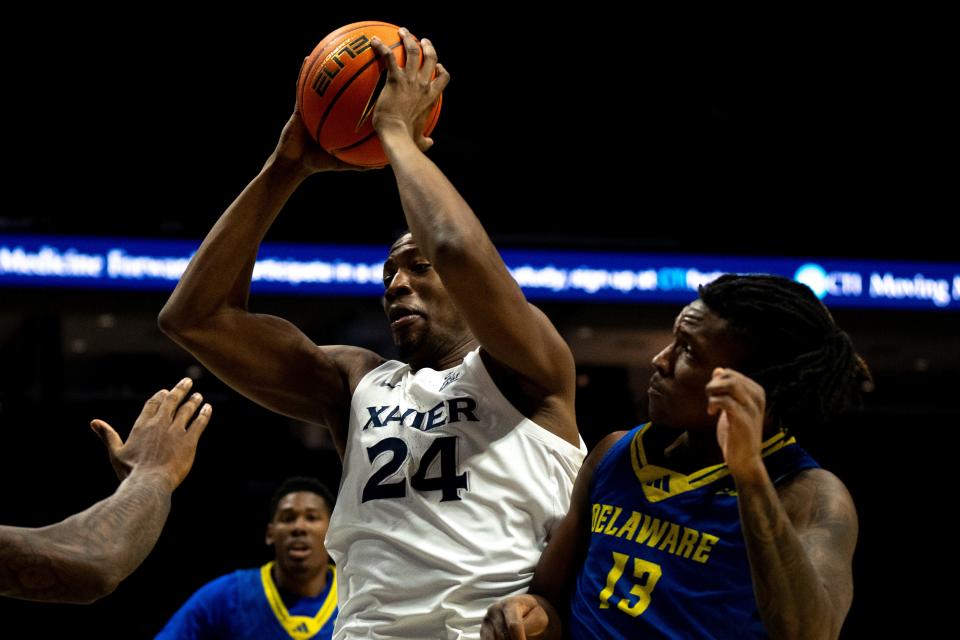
[
  {"left": 778, "top": 467, "right": 850, "bottom": 497},
  {"left": 317, "top": 345, "right": 387, "bottom": 389},
  {"left": 581, "top": 430, "right": 631, "bottom": 478},
  {"left": 188, "top": 569, "right": 246, "bottom": 602},
  {"left": 777, "top": 467, "right": 857, "bottom": 527},
  {"left": 591, "top": 430, "right": 631, "bottom": 461}
]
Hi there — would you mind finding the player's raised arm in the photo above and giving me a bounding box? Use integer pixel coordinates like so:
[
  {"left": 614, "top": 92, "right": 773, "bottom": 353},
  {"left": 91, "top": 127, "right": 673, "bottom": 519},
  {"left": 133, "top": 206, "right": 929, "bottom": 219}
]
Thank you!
[
  {"left": 158, "top": 109, "right": 383, "bottom": 444},
  {"left": 369, "top": 29, "right": 577, "bottom": 443},
  {"left": 707, "top": 368, "right": 858, "bottom": 639}
]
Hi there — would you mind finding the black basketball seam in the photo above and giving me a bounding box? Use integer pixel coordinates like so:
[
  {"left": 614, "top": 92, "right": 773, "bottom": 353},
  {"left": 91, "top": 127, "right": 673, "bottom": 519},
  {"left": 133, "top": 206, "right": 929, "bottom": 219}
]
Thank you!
[
  {"left": 332, "top": 129, "right": 378, "bottom": 154},
  {"left": 330, "top": 96, "right": 440, "bottom": 160},
  {"left": 299, "top": 22, "right": 395, "bottom": 111},
  {"left": 314, "top": 40, "right": 404, "bottom": 143},
  {"left": 356, "top": 68, "right": 389, "bottom": 132},
  {"left": 335, "top": 93, "right": 439, "bottom": 159}
]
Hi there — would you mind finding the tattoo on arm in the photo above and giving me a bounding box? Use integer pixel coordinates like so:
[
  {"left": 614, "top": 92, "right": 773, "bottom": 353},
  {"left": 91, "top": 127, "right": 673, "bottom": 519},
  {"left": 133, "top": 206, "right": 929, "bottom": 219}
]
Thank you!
[
  {"left": 737, "top": 469, "right": 858, "bottom": 640},
  {"left": 0, "top": 471, "right": 173, "bottom": 603}
]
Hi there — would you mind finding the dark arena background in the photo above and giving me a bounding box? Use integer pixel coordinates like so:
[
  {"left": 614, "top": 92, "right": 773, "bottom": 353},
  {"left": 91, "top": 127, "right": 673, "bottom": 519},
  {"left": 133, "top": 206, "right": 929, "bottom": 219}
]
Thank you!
[{"left": 1, "top": 7, "right": 955, "bottom": 638}]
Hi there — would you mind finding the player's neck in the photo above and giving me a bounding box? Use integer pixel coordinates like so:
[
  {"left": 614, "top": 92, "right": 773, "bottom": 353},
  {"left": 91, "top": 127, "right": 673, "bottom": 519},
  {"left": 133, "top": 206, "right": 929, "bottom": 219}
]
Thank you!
[
  {"left": 409, "top": 336, "right": 479, "bottom": 372},
  {"left": 662, "top": 429, "right": 725, "bottom": 474},
  {"left": 272, "top": 560, "right": 329, "bottom": 598}
]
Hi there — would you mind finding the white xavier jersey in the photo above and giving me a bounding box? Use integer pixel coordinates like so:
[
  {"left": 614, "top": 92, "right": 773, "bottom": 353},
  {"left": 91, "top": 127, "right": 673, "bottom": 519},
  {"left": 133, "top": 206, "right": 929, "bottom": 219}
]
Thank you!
[{"left": 325, "top": 348, "right": 586, "bottom": 640}]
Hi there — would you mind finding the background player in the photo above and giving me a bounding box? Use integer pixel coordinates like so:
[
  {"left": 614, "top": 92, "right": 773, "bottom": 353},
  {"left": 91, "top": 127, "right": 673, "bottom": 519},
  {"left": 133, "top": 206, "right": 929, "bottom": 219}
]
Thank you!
[{"left": 156, "top": 476, "right": 337, "bottom": 639}]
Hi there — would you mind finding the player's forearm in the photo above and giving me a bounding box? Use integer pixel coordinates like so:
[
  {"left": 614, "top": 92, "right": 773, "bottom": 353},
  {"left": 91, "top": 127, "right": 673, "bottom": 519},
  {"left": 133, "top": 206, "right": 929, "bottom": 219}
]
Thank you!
[
  {"left": 160, "top": 156, "right": 307, "bottom": 330},
  {"left": 379, "top": 127, "right": 493, "bottom": 266},
  {"left": 0, "top": 468, "right": 174, "bottom": 603},
  {"left": 529, "top": 554, "right": 581, "bottom": 637},
  {"left": 735, "top": 467, "right": 840, "bottom": 640}
]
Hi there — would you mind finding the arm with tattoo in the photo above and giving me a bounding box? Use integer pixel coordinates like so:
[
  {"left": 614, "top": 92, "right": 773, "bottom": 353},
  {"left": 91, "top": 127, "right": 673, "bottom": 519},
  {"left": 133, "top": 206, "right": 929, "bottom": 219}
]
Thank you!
[
  {"left": 0, "top": 378, "right": 212, "bottom": 603},
  {"left": 737, "top": 466, "right": 858, "bottom": 640},
  {"left": 0, "top": 469, "right": 174, "bottom": 603},
  {"left": 707, "top": 367, "right": 858, "bottom": 639}
]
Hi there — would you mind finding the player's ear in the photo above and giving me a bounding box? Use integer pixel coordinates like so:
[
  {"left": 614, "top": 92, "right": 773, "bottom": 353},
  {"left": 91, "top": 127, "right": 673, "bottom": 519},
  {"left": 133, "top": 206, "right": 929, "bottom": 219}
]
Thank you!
[{"left": 266, "top": 523, "right": 275, "bottom": 547}]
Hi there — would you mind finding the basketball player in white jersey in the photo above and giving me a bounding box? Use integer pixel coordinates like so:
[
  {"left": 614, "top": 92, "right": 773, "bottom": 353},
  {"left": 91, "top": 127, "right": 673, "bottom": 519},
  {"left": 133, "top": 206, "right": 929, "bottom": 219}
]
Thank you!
[{"left": 158, "top": 27, "right": 585, "bottom": 639}]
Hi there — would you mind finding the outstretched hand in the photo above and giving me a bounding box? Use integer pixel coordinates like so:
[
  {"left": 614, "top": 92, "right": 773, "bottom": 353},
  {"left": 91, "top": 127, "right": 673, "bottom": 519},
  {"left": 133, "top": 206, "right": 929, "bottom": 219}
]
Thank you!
[
  {"left": 706, "top": 367, "right": 767, "bottom": 479},
  {"left": 369, "top": 27, "right": 449, "bottom": 151},
  {"left": 90, "top": 377, "right": 212, "bottom": 490}
]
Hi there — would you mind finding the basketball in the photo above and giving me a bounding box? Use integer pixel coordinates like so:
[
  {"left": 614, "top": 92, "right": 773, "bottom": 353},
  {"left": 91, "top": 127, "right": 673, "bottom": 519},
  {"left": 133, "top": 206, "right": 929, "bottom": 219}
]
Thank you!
[{"left": 296, "top": 21, "right": 443, "bottom": 167}]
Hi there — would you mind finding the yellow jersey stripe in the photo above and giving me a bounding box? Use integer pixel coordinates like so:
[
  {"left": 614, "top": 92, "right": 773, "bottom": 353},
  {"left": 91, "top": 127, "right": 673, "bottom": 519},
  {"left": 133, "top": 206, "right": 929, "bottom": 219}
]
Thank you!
[
  {"left": 260, "top": 561, "right": 337, "bottom": 639},
  {"left": 629, "top": 425, "right": 799, "bottom": 501}
]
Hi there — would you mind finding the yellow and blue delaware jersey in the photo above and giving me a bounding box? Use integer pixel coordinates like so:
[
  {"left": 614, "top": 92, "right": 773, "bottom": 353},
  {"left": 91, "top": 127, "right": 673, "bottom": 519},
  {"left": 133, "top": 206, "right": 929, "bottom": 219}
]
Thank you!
[
  {"left": 569, "top": 423, "right": 818, "bottom": 640},
  {"left": 155, "top": 563, "right": 337, "bottom": 640}
]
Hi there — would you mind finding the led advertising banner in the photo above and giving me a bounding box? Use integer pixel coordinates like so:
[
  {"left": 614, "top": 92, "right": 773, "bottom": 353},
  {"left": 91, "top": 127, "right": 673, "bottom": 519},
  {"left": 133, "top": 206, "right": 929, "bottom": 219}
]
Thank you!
[{"left": 1, "top": 234, "right": 957, "bottom": 311}]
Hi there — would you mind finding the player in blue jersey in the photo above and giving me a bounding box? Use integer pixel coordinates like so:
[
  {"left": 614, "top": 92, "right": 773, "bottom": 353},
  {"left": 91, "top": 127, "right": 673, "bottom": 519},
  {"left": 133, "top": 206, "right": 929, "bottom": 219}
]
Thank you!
[
  {"left": 483, "top": 274, "right": 869, "bottom": 639},
  {"left": 156, "top": 477, "right": 337, "bottom": 640}
]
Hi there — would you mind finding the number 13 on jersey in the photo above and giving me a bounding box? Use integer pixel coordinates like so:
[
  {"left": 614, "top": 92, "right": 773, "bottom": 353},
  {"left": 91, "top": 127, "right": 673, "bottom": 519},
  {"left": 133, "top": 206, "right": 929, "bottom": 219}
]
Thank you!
[{"left": 599, "top": 551, "right": 663, "bottom": 617}]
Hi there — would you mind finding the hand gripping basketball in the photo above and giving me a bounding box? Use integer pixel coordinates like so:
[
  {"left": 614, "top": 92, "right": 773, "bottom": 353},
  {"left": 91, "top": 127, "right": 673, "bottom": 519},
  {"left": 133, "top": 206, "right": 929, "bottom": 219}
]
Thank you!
[{"left": 296, "top": 22, "right": 443, "bottom": 167}]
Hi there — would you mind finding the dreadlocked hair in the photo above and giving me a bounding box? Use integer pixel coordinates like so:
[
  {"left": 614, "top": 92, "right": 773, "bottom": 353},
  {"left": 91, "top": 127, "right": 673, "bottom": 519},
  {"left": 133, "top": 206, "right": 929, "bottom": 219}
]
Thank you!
[{"left": 699, "top": 274, "right": 871, "bottom": 435}]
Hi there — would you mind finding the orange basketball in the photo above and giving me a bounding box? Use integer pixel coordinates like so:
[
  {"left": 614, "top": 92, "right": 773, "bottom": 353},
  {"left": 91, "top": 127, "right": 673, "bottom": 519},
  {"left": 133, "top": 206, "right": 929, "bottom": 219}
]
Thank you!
[{"left": 296, "top": 21, "right": 443, "bottom": 167}]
